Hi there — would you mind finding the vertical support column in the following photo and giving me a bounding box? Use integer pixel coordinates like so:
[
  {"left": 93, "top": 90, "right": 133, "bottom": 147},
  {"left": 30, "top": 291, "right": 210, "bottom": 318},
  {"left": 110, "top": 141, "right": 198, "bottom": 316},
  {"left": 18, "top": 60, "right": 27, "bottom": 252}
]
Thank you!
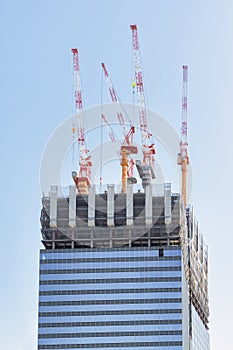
[
  {"left": 107, "top": 184, "right": 114, "bottom": 226},
  {"left": 109, "top": 229, "right": 113, "bottom": 248},
  {"left": 145, "top": 184, "right": 152, "bottom": 226},
  {"left": 126, "top": 185, "right": 134, "bottom": 226},
  {"left": 88, "top": 186, "right": 96, "bottom": 227},
  {"left": 90, "top": 230, "right": 94, "bottom": 248},
  {"left": 49, "top": 185, "right": 58, "bottom": 228},
  {"left": 52, "top": 231, "right": 56, "bottom": 249},
  {"left": 164, "top": 183, "right": 171, "bottom": 225},
  {"left": 129, "top": 229, "right": 132, "bottom": 247},
  {"left": 69, "top": 185, "right": 76, "bottom": 228}
]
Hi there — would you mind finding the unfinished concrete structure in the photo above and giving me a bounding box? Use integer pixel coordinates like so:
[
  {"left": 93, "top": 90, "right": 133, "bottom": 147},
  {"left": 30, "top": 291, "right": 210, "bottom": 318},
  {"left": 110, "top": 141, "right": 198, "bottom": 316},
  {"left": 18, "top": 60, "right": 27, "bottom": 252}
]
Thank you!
[
  {"left": 38, "top": 184, "right": 210, "bottom": 350},
  {"left": 41, "top": 184, "right": 179, "bottom": 249}
]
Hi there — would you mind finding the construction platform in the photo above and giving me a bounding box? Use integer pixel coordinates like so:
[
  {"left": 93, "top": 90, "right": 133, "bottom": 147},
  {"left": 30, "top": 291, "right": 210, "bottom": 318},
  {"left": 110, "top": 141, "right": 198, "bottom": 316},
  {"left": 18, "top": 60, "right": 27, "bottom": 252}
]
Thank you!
[{"left": 40, "top": 184, "right": 181, "bottom": 250}]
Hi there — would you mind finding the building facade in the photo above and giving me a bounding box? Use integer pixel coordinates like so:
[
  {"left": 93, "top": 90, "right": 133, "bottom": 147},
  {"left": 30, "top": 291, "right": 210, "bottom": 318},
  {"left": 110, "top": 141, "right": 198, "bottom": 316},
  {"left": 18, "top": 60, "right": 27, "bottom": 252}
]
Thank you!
[{"left": 38, "top": 184, "right": 210, "bottom": 350}]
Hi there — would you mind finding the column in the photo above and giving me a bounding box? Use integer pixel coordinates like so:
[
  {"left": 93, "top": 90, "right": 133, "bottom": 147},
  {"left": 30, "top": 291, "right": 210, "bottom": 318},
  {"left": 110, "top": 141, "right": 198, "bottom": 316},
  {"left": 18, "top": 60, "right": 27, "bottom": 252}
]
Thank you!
[
  {"left": 107, "top": 184, "right": 114, "bottom": 226},
  {"left": 126, "top": 185, "right": 134, "bottom": 226},
  {"left": 49, "top": 185, "right": 58, "bottom": 228},
  {"left": 145, "top": 184, "right": 152, "bottom": 226},
  {"left": 69, "top": 185, "right": 76, "bottom": 228},
  {"left": 164, "top": 183, "right": 171, "bottom": 225},
  {"left": 88, "top": 186, "right": 96, "bottom": 227}
]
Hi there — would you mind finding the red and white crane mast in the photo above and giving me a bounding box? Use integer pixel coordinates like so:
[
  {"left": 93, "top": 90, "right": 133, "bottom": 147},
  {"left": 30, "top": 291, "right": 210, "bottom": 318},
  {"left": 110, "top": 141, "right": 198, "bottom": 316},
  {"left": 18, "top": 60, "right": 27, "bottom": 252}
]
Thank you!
[
  {"left": 130, "top": 24, "right": 155, "bottom": 170},
  {"left": 181, "top": 65, "right": 188, "bottom": 160},
  {"left": 71, "top": 48, "right": 92, "bottom": 194},
  {"left": 177, "top": 65, "right": 189, "bottom": 207}
]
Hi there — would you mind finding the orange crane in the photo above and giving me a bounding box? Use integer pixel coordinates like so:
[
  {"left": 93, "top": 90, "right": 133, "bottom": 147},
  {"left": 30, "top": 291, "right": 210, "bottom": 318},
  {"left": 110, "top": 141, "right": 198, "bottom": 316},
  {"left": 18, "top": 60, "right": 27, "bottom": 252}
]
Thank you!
[
  {"left": 101, "top": 63, "right": 138, "bottom": 193},
  {"left": 130, "top": 25, "right": 156, "bottom": 185},
  {"left": 101, "top": 112, "right": 137, "bottom": 193},
  {"left": 177, "top": 65, "right": 189, "bottom": 207},
  {"left": 71, "top": 48, "right": 92, "bottom": 194}
]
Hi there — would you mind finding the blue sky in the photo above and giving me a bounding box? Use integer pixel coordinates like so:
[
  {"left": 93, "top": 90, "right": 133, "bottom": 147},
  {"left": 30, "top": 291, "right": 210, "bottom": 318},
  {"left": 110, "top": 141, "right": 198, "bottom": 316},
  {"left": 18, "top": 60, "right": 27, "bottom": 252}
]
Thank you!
[{"left": 1, "top": 1, "right": 232, "bottom": 349}]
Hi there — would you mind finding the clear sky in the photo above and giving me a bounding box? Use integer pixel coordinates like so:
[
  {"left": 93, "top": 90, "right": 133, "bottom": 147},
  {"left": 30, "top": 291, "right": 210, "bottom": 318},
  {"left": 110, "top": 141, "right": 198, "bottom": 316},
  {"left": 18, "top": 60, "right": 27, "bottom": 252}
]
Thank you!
[{"left": 1, "top": 1, "right": 232, "bottom": 349}]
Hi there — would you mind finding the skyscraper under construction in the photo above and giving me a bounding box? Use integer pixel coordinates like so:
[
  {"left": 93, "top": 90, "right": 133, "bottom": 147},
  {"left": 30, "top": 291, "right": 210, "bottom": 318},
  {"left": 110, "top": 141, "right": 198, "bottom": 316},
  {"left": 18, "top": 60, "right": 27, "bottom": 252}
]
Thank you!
[
  {"left": 37, "top": 24, "right": 210, "bottom": 350},
  {"left": 37, "top": 183, "right": 210, "bottom": 350}
]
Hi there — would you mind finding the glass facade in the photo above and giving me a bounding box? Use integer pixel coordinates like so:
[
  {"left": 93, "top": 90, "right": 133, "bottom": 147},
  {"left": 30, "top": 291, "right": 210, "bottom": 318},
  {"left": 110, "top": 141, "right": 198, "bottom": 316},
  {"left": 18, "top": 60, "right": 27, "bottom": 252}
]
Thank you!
[
  {"left": 191, "top": 305, "right": 210, "bottom": 350},
  {"left": 38, "top": 247, "right": 185, "bottom": 349}
]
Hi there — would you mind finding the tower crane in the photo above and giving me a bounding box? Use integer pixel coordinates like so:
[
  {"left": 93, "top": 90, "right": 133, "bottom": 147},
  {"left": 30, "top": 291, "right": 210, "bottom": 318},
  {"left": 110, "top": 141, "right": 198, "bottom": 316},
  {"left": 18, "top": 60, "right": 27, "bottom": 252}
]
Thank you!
[
  {"left": 71, "top": 48, "right": 92, "bottom": 194},
  {"left": 101, "top": 113, "right": 136, "bottom": 190},
  {"left": 101, "top": 113, "right": 136, "bottom": 168},
  {"left": 101, "top": 62, "right": 138, "bottom": 193},
  {"left": 177, "top": 65, "right": 189, "bottom": 208},
  {"left": 130, "top": 24, "right": 155, "bottom": 185}
]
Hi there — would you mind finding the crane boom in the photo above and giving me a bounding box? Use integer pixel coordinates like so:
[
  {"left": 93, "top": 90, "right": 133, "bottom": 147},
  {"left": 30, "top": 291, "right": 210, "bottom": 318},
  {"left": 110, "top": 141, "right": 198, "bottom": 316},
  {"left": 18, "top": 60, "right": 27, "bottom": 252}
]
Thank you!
[
  {"left": 130, "top": 24, "right": 155, "bottom": 170},
  {"left": 101, "top": 63, "right": 126, "bottom": 130},
  {"left": 101, "top": 62, "right": 138, "bottom": 192},
  {"left": 101, "top": 114, "right": 117, "bottom": 142},
  {"left": 71, "top": 48, "right": 92, "bottom": 194},
  {"left": 177, "top": 65, "right": 189, "bottom": 207}
]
